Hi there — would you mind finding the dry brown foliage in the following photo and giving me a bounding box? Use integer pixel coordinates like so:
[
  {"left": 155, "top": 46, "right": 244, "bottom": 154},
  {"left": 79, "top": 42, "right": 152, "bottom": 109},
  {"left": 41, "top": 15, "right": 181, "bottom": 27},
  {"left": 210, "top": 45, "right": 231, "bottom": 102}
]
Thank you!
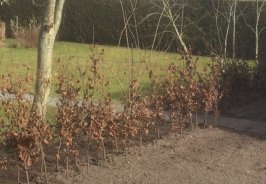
[
  {"left": 10, "top": 17, "right": 39, "bottom": 48},
  {"left": 0, "top": 73, "right": 53, "bottom": 184},
  {"left": 0, "top": 48, "right": 224, "bottom": 183}
]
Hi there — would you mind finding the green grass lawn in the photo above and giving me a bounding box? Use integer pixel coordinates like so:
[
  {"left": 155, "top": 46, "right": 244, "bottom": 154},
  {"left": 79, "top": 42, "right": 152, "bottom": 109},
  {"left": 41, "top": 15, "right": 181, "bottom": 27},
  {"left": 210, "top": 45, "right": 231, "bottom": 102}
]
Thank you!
[{"left": 0, "top": 39, "right": 213, "bottom": 99}]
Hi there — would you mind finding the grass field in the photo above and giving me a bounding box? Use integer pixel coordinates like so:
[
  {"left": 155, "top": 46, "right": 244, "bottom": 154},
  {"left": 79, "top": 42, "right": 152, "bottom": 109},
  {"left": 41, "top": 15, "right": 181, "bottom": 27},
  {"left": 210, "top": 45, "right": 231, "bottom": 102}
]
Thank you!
[{"left": 0, "top": 39, "right": 213, "bottom": 99}]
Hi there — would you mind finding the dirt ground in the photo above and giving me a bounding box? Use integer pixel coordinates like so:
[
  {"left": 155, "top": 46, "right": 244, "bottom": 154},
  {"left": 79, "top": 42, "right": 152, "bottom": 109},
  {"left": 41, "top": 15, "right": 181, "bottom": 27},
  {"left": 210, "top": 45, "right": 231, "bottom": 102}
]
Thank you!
[
  {"left": 0, "top": 99, "right": 266, "bottom": 184},
  {"left": 1, "top": 128, "right": 265, "bottom": 184},
  {"left": 49, "top": 129, "right": 265, "bottom": 184}
]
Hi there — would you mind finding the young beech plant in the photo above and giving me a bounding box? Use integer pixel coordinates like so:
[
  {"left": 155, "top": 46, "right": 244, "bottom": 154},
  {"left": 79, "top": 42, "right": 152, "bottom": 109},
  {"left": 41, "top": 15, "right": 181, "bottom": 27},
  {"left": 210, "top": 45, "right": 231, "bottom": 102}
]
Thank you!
[
  {"left": 0, "top": 73, "right": 52, "bottom": 184},
  {"left": 163, "top": 54, "right": 223, "bottom": 135},
  {"left": 0, "top": 47, "right": 225, "bottom": 182},
  {"left": 55, "top": 62, "right": 82, "bottom": 177}
]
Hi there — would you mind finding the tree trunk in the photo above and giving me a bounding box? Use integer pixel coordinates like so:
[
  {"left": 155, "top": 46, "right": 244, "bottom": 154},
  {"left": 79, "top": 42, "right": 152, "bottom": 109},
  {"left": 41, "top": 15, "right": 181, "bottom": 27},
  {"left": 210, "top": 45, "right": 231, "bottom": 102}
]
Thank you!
[
  {"left": 232, "top": 0, "right": 237, "bottom": 61},
  {"left": 255, "top": 0, "right": 259, "bottom": 65},
  {"left": 224, "top": 2, "right": 233, "bottom": 59},
  {"left": 33, "top": 0, "right": 65, "bottom": 117},
  {"left": 212, "top": 0, "right": 222, "bottom": 55},
  {"left": 224, "top": 24, "right": 229, "bottom": 59},
  {"left": 255, "top": 24, "right": 259, "bottom": 65},
  {"left": 172, "top": 20, "right": 188, "bottom": 54},
  {"left": 34, "top": 29, "right": 55, "bottom": 117},
  {"left": 163, "top": 0, "right": 188, "bottom": 54}
]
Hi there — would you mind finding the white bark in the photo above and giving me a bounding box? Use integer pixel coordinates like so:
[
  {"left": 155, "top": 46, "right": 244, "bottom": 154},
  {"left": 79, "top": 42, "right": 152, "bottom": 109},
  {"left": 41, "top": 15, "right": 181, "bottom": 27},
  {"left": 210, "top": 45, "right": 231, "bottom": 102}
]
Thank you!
[
  {"left": 33, "top": 0, "right": 65, "bottom": 117},
  {"left": 255, "top": 0, "right": 260, "bottom": 64},
  {"left": 256, "top": 20, "right": 259, "bottom": 63},
  {"left": 224, "top": 2, "right": 233, "bottom": 59},
  {"left": 162, "top": 0, "right": 188, "bottom": 53},
  {"left": 243, "top": 0, "right": 266, "bottom": 65},
  {"left": 0, "top": 0, "right": 13, "bottom": 5},
  {"left": 212, "top": 0, "right": 223, "bottom": 54},
  {"left": 232, "top": 0, "right": 237, "bottom": 61},
  {"left": 151, "top": 5, "right": 165, "bottom": 51}
]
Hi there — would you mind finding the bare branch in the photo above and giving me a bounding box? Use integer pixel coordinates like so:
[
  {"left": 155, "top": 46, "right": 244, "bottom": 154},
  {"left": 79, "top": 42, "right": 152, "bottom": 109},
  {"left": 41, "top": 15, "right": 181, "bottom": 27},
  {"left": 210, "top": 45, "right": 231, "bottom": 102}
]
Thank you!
[{"left": 0, "top": 0, "right": 13, "bottom": 5}]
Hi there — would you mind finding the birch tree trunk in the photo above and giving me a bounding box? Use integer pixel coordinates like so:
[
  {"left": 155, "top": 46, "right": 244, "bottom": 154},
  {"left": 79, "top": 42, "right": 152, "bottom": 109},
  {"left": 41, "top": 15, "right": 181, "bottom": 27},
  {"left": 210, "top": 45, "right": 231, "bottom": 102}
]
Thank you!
[
  {"left": 224, "top": 3, "right": 233, "bottom": 59},
  {"left": 33, "top": 0, "right": 65, "bottom": 118},
  {"left": 232, "top": 0, "right": 237, "bottom": 61},
  {"left": 162, "top": 0, "right": 188, "bottom": 53},
  {"left": 212, "top": 0, "right": 223, "bottom": 55},
  {"left": 256, "top": 21, "right": 259, "bottom": 65},
  {"left": 242, "top": 0, "right": 265, "bottom": 66}
]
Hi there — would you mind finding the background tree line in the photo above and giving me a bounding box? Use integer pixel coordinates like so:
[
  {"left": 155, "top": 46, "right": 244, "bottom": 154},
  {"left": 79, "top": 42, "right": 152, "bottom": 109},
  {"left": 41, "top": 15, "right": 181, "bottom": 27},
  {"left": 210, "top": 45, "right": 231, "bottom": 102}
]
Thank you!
[{"left": 0, "top": 0, "right": 266, "bottom": 61}]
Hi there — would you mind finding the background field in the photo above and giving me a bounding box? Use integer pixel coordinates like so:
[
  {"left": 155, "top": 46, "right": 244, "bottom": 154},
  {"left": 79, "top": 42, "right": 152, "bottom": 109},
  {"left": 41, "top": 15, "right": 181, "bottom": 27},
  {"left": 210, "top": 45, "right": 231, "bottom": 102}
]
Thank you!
[{"left": 0, "top": 39, "right": 214, "bottom": 99}]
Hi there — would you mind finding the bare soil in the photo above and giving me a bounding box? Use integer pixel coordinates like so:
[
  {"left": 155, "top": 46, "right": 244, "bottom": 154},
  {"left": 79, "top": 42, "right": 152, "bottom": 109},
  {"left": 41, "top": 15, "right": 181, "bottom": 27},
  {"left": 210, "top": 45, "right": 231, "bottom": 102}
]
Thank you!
[
  {"left": 0, "top": 128, "right": 265, "bottom": 184},
  {"left": 0, "top": 99, "right": 266, "bottom": 184},
  {"left": 56, "top": 129, "right": 266, "bottom": 184}
]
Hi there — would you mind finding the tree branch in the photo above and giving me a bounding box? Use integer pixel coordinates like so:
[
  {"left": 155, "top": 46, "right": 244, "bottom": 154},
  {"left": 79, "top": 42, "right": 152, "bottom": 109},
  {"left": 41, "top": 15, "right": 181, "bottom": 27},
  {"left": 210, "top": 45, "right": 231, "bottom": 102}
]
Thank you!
[{"left": 54, "top": 0, "right": 65, "bottom": 32}]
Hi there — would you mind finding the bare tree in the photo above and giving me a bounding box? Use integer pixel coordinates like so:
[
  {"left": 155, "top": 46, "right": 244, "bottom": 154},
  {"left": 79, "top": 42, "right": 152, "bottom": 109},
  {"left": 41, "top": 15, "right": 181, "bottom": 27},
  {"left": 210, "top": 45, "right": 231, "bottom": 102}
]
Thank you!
[
  {"left": 232, "top": 0, "right": 237, "bottom": 60},
  {"left": 161, "top": 0, "right": 189, "bottom": 53},
  {"left": 146, "top": 0, "right": 189, "bottom": 53},
  {"left": 211, "top": 0, "right": 222, "bottom": 54},
  {"left": 211, "top": 0, "right": 234, "bottom": 59},
  {"left": 242, "top": 0, "right": 266, "bottom": 65},
  {"left": 223, "top": 1, "right": 233, "bottom": 59},
  {"left": 33, "top": 0, "right": 65, "bottom": 117}
]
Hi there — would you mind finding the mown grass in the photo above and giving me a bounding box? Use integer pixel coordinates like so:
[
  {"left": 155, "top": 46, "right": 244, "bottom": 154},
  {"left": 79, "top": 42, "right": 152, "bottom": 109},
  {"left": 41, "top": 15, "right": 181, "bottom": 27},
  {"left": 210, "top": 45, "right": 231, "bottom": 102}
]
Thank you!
[{"left": 0, "top": 39, "right": 216, "bottom": 99}]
